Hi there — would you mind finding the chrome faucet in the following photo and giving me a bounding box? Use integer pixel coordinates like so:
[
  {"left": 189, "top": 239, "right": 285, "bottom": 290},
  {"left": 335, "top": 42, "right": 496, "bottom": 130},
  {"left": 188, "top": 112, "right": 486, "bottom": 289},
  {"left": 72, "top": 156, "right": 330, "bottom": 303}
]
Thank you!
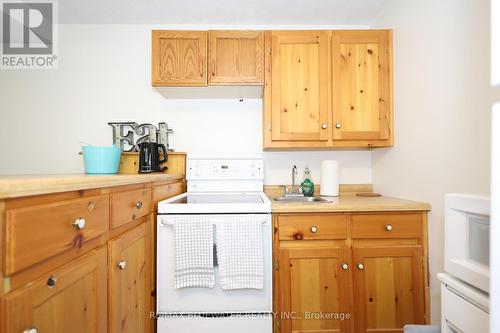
[{"left": 281, "top": 165, "right": 302, "bottom": 197}]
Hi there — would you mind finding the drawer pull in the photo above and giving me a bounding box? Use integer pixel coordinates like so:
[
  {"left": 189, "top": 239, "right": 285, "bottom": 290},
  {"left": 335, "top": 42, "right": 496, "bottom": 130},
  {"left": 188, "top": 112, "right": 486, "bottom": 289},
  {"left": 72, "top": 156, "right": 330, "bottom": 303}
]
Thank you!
[
  {"left": 47, "top": 275, "right": 57, "bottom": 288},
  {"left": 310, "top": 226, "right": 318, "bottom": 233},
  {"left": 293, "top": 232, "right": 304, "bottom": 240},
  {"left": 136, "top": 201, "right": 143, "bottom": 209},
  {"left": 341, "top": 263, "right": 349, "bottom": 270},
  {"left": 357, "top": 263, "right": 364, "bottom": 270},
  {"left": 23, "top": 328, "right": 38, "bottom": 333},
  {"left": 385, "top": 224, "right": 393, "bottom": 231},
  {"left": 117, "top": 260, "right": 127, "bottom": 270},
  {"left": 73, "top": 218, "right": 86, "bottom": 230}
]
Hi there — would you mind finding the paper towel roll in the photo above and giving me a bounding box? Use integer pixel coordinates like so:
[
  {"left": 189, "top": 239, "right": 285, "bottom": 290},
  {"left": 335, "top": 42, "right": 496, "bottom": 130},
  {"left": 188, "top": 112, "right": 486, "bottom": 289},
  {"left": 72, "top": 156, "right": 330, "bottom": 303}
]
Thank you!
[{"left": 320, "top": 160, "right": 339, "bottom": 196}]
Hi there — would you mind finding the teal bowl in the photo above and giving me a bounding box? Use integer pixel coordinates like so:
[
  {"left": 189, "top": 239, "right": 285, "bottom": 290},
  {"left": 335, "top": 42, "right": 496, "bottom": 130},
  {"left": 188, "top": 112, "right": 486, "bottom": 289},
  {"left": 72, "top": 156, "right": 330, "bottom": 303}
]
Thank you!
[{"left": 82, "top": 146, "right": 122, "bottom": 174}]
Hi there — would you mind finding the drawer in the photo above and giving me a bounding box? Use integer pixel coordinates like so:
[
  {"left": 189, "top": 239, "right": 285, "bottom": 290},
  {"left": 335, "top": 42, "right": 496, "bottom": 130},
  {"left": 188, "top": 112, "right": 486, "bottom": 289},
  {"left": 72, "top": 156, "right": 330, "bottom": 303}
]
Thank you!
[
  {"left": 111, "top": 188, "right": 152, "bottom": 228},
  {"left": 153, "top": 181, "right": 185, "bottom": 203},
  {"left": 4, "top": 195, "right": 109, "bottom": 275},
  {"left": 351, "top": 214, "right": 422, "bottom": 239},
  {"left": 278, "top": 215, "right": 348, "bottom": 240}
]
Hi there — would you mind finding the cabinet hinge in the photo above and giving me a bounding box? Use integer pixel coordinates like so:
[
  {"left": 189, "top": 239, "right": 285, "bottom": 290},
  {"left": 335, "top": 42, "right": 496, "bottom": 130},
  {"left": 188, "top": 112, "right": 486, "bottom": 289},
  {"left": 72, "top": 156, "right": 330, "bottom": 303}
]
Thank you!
[
  {"left": 276, "top": 318, "right": 281, "bottom": 330},
  {"left": 269, "top": 122, "right": 272, "bottom": 131},
  {"left": 274, "top": 259, "right": 280, "bottom": 271},
  {"left": 268, "top": 47, "right": 272, "bottom": 55}
]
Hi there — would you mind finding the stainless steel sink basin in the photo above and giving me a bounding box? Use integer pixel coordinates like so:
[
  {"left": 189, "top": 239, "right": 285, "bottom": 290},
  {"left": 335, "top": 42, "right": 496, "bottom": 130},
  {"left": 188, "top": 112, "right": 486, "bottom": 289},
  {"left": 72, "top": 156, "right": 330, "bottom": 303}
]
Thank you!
[{"left": 273, "top": 196, "right": 330, "bottom": 203}]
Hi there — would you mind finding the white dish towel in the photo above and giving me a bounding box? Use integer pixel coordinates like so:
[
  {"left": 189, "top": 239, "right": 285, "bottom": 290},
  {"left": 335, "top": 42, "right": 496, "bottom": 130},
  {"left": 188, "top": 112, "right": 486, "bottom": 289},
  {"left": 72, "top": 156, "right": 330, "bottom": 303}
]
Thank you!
[
  {"left": 172, "top": 218, "right": 215, "bottom": 289},
  {"left": 216, "top": 217, "right": 264, "bottom": 290}
]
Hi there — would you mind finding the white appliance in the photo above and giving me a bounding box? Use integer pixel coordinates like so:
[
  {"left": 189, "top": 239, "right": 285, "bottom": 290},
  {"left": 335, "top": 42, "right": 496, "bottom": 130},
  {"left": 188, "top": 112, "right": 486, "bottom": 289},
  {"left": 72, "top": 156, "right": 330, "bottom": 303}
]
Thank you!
[
  {"left": 444, "top": 194, "right": 490, "bottom": 292},
  {"left": 440, "top": 193, "right": 490, "bottom": 332},
  {"left": 156, "top": 156, "right": 272, "bottom": 333}
]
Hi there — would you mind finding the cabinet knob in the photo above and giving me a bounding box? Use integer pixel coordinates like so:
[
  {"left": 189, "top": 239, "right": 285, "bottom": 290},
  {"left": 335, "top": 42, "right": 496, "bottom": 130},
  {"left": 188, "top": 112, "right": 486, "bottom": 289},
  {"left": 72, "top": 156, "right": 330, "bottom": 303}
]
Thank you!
[
  {"left": 357, "top": 263, "right": 364, "bottom": 270},
  {"left": 73, "top": 218, "right": 86, "bottom": 230},
  {"left": 321, "top": 123, "right": 327, "bottom": 129},
  {"left": 117, "top": 260, "right": 127, "bottom": 270},
  {"left": 335, "top": 123, "right": 342, "bottom": 129},
  {"left": 341, "top": 263, "right": 349, "bottom": 270},
  {"left": 47, "top": 275, "right": 57, "bottom": 288},
  {"left": 136, "top": 201, "right": 143, "bottom": 209},
  {"left": 385, "top": 224, "right": 393, "bottom": 231},
  {"left": 310, "top": 226, "right": 318, "bottom": 233},
  {"left": 23, "top": 328, "right": 38, "bottom": 333}
]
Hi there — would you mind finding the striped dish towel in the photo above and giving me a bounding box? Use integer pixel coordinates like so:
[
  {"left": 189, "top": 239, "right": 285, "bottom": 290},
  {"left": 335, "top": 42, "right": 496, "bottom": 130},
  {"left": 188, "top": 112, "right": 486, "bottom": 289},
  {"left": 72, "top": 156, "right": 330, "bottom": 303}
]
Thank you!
[
  {"left": 172, "top": 218, "right": 215, "bottom": 289},
  {"left": 216, "top": 217, "right": 264, "bottom": 290}
]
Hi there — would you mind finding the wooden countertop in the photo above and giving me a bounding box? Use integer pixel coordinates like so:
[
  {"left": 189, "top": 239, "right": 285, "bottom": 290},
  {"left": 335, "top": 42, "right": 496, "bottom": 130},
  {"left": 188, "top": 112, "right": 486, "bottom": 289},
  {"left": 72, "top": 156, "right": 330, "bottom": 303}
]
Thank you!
[{"left": 0, "top": 173, "right": 184, "bottom": 199}]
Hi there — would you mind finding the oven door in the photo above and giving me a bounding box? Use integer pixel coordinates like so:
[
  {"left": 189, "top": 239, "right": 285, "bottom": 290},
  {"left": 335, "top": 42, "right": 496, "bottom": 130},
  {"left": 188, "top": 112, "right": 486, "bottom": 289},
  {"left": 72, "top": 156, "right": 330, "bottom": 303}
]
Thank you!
[
  {"left": 156, "top": 214, "right": 272, "bottom": 313},
  {"left": 445, "top": 194, "right": 490, "bottom": 292}
]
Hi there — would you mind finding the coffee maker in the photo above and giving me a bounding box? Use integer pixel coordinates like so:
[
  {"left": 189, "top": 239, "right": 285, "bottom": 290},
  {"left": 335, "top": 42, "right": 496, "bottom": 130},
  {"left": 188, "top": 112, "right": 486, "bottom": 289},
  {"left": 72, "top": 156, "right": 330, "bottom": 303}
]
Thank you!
[{"left": 138, "top": 142, "right": 168, "bottom": 173}]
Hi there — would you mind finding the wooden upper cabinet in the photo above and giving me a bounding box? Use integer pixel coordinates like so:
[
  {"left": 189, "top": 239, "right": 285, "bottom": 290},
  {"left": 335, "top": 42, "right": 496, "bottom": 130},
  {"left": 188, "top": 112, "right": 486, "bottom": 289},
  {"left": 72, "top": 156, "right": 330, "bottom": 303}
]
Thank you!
[
  {"left": 352, "top": 246, "right": 425, "bottom": 333},
  {"left": 208, "top": 30, "right": 264, "bottom": 85},
  {"left": 332, "top": 30, "right": 392, "bottom": 142},
  {"left": 108, "top": 224, "right": 148, "bottom": 333},
  {"left": 1, "top": 247, "right": 107, "bottom": 333},
  {"left": 270, "top": 31, "right": 330, "bottom": 142},
  {"left": 279, "top": 246, "right": 351, "bottom": 333},
  {"left": 152, "top": 30, "right": 207, "bottom": 86}
]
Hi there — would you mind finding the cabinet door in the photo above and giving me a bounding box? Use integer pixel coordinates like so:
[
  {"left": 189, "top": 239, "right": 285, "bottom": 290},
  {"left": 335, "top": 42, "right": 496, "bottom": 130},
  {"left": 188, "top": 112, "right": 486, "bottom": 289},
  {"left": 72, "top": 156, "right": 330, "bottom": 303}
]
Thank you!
[
  {"left": 0, "top": 247, "right": 107, "bottom": 333},
  {"left": 332, "top": 30, "right": 392, "bottom": 142},
  {"left": 279, "top": 247, "right": 351, "bottom": 333},
  {"left": 352, "top": 246, "right": 425, "bottom": 333},
  {"left": 152, "top": 30, "right": 207, "bottom": 86},
  {"left": 208, "top": 30, "right": 264, "bottom": 85},
  {"left": 109, "top": 223, "right": 149, "bottom": 333},
  {"left": 271, "top": 31, "right": 330, "bottom": 142}
]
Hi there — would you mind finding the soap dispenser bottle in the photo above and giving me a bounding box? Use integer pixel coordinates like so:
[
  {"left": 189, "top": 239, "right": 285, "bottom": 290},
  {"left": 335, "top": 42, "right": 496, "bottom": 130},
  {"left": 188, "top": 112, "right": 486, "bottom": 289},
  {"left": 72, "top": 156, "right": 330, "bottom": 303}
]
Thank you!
[{"left": 301, "top": 166, "right": 314, "bottom": 197}]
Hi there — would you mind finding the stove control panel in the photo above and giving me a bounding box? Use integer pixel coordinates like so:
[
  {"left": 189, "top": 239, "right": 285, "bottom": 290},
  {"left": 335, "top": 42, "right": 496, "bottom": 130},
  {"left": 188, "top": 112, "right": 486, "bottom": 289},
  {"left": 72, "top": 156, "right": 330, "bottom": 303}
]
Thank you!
[{"left": 187, "top": 157, "right": 264, "bottom": 180}]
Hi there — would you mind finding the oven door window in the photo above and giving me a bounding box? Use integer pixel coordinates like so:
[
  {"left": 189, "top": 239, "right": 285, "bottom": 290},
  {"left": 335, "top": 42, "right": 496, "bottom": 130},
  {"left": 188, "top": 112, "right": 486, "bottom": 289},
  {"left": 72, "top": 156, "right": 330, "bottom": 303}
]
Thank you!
[{"left": 467, "top": 214, "right": 490, "bottom": 267}]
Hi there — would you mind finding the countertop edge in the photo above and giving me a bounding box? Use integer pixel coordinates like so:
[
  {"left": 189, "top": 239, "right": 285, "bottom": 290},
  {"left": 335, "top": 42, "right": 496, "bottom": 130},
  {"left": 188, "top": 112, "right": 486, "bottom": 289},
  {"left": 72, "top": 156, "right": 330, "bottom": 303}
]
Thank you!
[{"left": 0, "top": 174, "right": 185, "bottom": 200}]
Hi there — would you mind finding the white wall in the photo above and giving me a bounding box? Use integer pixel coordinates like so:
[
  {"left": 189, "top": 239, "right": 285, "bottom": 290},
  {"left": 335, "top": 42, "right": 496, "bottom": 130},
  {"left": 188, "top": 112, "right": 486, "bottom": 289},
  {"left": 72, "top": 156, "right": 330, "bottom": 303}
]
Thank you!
[
  {"left": 0, "top": 24, "right": 372, "bottom": 184},
  {"left": 371, "top": 0, "right": 491, "bottom": 323}
]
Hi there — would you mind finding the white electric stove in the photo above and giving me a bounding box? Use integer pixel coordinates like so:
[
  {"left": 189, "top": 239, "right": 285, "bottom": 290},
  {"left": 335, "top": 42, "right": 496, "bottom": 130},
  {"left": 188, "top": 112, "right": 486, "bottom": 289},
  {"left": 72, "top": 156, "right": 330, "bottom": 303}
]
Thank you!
[{"left": 156, "top": 156, "right": 272, "bottom": 333}]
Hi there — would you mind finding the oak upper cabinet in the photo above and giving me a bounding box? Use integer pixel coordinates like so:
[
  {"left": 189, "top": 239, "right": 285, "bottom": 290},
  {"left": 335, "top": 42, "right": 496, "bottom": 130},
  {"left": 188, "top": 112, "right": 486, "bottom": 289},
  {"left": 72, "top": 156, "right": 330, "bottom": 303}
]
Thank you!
[
  {"left": 152, "top": 30, "right": 208, "bottom": 86},
  {"left": 0, "top": 247, "right": 107, "bottom": 333},
  {"left": 352, "top": 246, "right": 425, "bottom": 333},
  {"left": 278, "top": 247, "right": 351, "bottom": 333},
  {"left": 268, "top": 31, "right": 330, "bottom": 143},
  {"left": 108, "top": 223, "right": 148, "bottom": 333},
  {"left": 332, "top": 30, "right": 392, "bottom": 143},
  {"left": 208, "top": 30, "right": 264, "bottom": 85}
]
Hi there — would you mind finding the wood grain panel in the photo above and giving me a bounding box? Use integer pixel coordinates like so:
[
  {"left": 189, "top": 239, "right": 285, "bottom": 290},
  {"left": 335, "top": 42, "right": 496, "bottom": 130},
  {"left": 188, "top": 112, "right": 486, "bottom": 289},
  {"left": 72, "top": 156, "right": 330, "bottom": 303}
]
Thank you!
[
  {"left": 152, "top": 181, "right": 185, "bottom": 206},
  {"left": 271, "top": 31, "right": 330, "bottom": 142},
  {"left": 152, "top": 30, "right": 207, "bottom": 86},
  {"left": 111, "top": 188, "right": 152, "bottom": 229},
  {"left": 278, "top": 214, "right": 347, "bottom": 240},
  {"left": 4, "top": 195, "right": 109, "bottom": 275},
  {"left": 332, "top": 30, "right": 392, "bottom": 142},
  {"left": 279, "top": 247, "right": 351, "bottom": 333},
  {"left": 351, "top": 214, "right": 422, "bottom": 239},
  {"left": 108, "top": 224, "right": 147, "bottom": 333},
  {"left": 209, "top": 30, "right": 264, "bottom": 85},
  {"left": 352, "top": 246, "right": 425, "bottom": 333},
  {"left": 0, "top": 247, "right": 107, "bottom": 333}
]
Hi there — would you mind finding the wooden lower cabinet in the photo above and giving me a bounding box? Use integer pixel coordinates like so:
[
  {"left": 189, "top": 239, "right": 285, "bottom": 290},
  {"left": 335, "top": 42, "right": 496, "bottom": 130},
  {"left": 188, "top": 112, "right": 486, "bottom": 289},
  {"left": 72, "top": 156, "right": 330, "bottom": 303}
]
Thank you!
[
  {"left": 278, "top": 246, "right": 351, "bottom": 333},
  {"left": 352, "top": 246, "right": 425, "bottom": 333},
  {"left": 274, "top": 212, "right": 428, "bottom": 333},
  {"left": 108, "top": 223, "right": 149, "bottom": 333},
  {"left": 0, "top": 246, "right": 107, "bottom": 333}
]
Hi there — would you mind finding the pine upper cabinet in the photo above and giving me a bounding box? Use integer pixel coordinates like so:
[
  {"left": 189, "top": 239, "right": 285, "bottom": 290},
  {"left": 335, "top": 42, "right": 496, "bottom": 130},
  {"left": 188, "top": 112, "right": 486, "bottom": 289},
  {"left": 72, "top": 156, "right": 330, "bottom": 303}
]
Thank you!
[
  {"left": 331, "top": 30, "right": 392, "bottom": 145},
  {"left": 208, "top": 30, "right": 264, "bottom": 85},
  {"left": 0, "top": 247, "right": 107, "bottom": 333},
  {"left": 278, "top": 247, "right": 351, "bottom": 333},
  {"left": 152, "top": 30, "right": 207, "bottom": 86},
  {"left": 108, "top": 223, "right": 148, "bottom": 333},
  {"left": 267, "top": 31, "right": 330, "bottom": 144},
  {"left": 352, "top": 246, "right": 425, "bottom": 333}
]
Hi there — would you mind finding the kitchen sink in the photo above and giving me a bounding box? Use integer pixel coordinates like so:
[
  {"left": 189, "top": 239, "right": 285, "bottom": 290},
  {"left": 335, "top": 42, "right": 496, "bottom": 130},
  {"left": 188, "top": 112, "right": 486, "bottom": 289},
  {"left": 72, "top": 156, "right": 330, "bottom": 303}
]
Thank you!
[{"left": 273, "top": 196, "right": 330, "bottom": 203}]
